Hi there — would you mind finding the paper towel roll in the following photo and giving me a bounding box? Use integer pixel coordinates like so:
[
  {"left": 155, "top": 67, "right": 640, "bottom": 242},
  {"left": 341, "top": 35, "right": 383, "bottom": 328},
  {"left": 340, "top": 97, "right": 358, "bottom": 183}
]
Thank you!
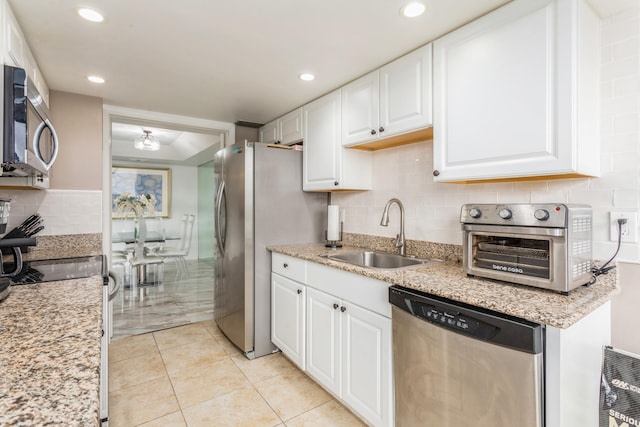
[{"left": 327, "top": 205, "right": 340, "bottom": 241}]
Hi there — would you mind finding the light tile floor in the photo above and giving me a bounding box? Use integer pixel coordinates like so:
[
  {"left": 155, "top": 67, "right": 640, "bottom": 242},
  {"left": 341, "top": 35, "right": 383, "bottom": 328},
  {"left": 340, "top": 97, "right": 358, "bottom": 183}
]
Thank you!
[{"left": 109, "top": 320, "right": 367, "bottom": 427}]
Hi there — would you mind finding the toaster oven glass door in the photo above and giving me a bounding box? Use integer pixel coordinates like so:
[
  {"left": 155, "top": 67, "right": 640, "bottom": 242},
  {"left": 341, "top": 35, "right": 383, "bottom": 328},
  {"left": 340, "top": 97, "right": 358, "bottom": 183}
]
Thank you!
[{"left": 471, "top": 233, "right": 552, "bottom": 279}]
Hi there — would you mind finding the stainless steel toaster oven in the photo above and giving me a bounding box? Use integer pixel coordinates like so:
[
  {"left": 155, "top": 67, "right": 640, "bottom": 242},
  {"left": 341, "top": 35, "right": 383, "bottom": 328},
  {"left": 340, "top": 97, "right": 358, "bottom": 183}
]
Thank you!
[{"left": 461, "top": 204, "right": 593, "bottom": 294}]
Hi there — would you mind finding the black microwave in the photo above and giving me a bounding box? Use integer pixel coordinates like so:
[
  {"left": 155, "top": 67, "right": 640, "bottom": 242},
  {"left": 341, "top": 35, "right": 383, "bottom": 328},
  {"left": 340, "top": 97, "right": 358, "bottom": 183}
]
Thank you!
[{"left": 1, "top": 65, "right": 58, "bottom": 188}]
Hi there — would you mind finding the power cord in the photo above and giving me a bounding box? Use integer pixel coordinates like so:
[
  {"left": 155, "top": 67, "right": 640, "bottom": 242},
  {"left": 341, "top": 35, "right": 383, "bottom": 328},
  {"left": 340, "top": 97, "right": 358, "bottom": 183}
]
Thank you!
[{"left": 589, "top": 218, "right": 626, "bottom": 283}]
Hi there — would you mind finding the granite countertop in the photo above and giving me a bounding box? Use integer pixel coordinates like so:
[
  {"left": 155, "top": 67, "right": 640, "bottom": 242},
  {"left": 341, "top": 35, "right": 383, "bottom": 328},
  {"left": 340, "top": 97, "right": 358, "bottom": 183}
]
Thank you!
[
  {"left": 268, "top": 243, "right": 619, "bottom": 329},
  {"left": 0, "top": 234, "right": 104, "bottom": 426},
  {"left": 22, "top": 233, "right": 103, "bottom": 262}
]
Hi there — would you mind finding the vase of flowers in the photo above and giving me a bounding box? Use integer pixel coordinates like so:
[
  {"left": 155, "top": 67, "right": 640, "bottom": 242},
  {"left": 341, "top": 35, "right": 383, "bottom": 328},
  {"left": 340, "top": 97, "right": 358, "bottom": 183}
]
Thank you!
[
  {"left": 114, "top": 192, "right": 157, "bottom": 218},
  {"left": 113, "top": 192, "right": 158, "bottom": 255}
]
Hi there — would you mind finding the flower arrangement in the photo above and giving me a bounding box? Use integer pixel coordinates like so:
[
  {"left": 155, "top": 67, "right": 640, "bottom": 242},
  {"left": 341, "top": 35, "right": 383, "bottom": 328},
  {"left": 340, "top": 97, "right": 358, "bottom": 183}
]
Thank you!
[{"left": 113, "top": 192, "right": 157, "bottom": 217}]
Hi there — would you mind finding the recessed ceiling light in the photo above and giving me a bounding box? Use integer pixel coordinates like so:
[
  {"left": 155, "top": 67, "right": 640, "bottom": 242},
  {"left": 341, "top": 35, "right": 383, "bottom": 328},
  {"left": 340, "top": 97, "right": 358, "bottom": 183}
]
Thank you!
[
  {"left": 299, "top": 73, "right": 316, "bottom": 81},
  {"left": 78, "top": 8, "right": 104, "bottom": 23},
  {"left": 401, "top": 2, "right": 426, "bottom": 18},
  {"left": 87, "top": 75, "right": 105, "bottom": 84}
]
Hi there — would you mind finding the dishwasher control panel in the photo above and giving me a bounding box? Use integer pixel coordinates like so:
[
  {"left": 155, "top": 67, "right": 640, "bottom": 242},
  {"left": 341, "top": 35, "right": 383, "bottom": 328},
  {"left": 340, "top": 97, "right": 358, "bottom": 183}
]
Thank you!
[
  {"left": 416, "top": 303, "right": 498, "bottom": 339},
  {"left": 389, "top": 285, "right": 544, "bottom": 354},
  {"left": 422, "top": 306, "right": 475, "bottom": 331}
]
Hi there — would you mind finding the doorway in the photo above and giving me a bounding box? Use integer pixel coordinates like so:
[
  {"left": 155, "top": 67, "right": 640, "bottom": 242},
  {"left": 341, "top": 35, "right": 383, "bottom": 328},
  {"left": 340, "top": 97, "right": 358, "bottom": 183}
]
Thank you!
[{"left": 103, "top": 106, "right": 234, "bottom": 338}]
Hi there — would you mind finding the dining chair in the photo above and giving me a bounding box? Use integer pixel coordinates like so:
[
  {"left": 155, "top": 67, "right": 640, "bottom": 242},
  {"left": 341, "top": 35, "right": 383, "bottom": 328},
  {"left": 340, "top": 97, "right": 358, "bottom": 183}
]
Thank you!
[
  {"left": 110, "top": 252, "right": 130, "bottom": 287},
  {"left": 129, "top": 217, "right": 164, "bottom": 286},
  {"left": 157, "top": 214, "right": 195, "bottom": 276}
]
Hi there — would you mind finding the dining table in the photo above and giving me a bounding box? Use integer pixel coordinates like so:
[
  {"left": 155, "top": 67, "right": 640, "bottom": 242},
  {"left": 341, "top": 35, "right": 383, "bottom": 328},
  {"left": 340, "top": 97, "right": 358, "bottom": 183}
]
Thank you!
[
  {"left": 111, "top": 231, "right": 179, "bottom": 244},
  {"left": 111, "top": 232, "right": 179, "bottom": 286}
]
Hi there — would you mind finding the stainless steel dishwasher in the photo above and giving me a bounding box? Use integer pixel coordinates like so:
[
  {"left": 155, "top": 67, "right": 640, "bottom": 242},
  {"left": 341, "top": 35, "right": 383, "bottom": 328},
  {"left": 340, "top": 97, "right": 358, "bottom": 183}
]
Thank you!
[{"left": 390, "top": 285, "right": 544, "bottom": 427}]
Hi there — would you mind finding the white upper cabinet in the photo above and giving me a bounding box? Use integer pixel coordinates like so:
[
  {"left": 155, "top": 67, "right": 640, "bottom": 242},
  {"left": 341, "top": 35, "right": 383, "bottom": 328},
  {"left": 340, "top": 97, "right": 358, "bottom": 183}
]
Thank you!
[
  {"left": 2, "top": 0, "right": 50, "bottom": 106},
  {"left": 341, "top": 71, "right": 379, "bottom": 146},
  {"left": 259, "top": 120, "right": 278, "bottom": 144},
  {"left": 432, "top": 0, "right": 600, "bottom": 182},
  {"left": 279, "top": 108, "right": 303, "bottom": 145},
  {"left": 342, "top": 45, "right": 432, "bottom": 147},
  {"left": 259, "top": 108, "right": 303, "bottom": 145},
  {"left": 4, "top": 5, "right": 24, "bottom": 67},
  {"left": 303, "top": 90, "right": 372, "bottom": 191}
]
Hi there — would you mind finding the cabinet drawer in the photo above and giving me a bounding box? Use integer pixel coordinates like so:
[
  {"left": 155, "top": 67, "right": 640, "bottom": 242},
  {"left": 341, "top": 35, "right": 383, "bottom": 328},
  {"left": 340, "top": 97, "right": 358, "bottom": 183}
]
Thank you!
[
  {"left": 272, "top": 253, "right": 306, "bottom": 283},
  {"left": 306, "top": 261, "right": 391, "bottom": 318}
]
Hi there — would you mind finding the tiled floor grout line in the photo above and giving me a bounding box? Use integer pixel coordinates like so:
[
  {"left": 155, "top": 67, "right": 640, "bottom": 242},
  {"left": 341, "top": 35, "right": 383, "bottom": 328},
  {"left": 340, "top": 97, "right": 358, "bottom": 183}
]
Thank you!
[
  {"left": 152, "top": 333, "right": 185, "bottom": 425},
  {"left": 111, "top": 321, "right": 367, "bottom": 426}
]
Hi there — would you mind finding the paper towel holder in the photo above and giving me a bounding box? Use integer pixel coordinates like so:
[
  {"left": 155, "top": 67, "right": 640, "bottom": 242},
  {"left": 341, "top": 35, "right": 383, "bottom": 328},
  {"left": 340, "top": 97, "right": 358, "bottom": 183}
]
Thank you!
[{"left": 325, "top": 221, "right": 343, "bottom": 248}]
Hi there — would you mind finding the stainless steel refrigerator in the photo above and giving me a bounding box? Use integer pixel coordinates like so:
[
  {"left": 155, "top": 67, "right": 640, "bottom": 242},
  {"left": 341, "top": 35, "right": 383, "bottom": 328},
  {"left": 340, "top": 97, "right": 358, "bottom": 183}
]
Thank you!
[{"left": 213, "top": 141, "right": 327, "bottom": 359}]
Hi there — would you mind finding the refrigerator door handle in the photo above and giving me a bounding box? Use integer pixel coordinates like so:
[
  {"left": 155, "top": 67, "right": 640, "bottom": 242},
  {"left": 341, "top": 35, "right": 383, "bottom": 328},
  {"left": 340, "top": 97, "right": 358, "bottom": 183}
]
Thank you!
[{"left": 215, "top": 180, "right": 226, "bottom": 256}]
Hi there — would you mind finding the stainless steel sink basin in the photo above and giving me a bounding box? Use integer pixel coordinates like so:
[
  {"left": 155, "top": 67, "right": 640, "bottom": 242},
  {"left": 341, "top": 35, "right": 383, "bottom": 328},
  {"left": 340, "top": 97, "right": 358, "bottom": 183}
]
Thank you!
[{"left": 322, "top": 251, "right": 435, "bottom": 270}]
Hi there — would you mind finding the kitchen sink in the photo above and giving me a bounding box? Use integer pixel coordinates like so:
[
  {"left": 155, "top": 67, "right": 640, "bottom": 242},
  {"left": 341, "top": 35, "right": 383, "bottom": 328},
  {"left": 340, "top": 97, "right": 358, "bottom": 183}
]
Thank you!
[{"left": 322, "top": 251, "right": 436, "bottom": 270}]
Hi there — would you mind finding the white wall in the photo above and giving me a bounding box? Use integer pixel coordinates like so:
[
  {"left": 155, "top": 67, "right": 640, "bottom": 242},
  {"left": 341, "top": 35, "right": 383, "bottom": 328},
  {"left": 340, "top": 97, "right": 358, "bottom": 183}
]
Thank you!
[
  {"left": 612, "top": 261, "right": 640, "bottom": 354},
  {"left": 333, "top": 3, "right": 640, "bottom": 263}
]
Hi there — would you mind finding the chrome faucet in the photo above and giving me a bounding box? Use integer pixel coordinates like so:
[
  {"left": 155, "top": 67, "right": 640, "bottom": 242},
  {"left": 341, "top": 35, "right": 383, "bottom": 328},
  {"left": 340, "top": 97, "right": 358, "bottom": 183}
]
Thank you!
[{"left": 380, "top": 198, "right": 406, "bottom": 256}]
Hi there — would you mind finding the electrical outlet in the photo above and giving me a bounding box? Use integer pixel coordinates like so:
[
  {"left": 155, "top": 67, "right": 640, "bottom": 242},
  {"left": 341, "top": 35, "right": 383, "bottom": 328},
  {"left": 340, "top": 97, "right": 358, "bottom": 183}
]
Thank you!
[{"left": 610, "top": 211, "right": 638, "bottom": 243}]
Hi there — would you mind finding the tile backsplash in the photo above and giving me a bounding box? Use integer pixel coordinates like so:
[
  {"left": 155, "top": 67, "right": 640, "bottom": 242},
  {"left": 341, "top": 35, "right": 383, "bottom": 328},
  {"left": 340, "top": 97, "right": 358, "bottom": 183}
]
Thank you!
[
  {"left": 333, "top": 6, "right": 640, "bottom": 262},
  {"left": 0, "top": 189, "right": 102, "bottom": 235}
]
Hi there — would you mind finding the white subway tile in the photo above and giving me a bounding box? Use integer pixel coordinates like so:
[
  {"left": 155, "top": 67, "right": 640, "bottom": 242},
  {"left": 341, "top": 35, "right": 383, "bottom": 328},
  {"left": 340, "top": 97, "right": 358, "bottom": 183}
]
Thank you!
[
  {"left": 613, "top": 189, "right": 640, "bottom": 208},
  {"left": 614, "top": 112, "right": 639, "bottom": 135}
]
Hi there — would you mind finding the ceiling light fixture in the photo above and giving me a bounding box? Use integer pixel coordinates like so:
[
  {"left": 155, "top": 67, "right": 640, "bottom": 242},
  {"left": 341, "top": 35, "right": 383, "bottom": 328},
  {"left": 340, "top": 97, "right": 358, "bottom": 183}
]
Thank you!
[
  {"left": 401, "top": 1, "right": 426, "bottom": 18},
  {"left": 87, "top": 75, "right": 105, "bottom": 84},
  {"left": 134, "top": 130, "right": 160, "bottom": 151},
  {"left": 78, "top": 8, "right": 104, "bottom": 23},
  {"left": 299, "top": 73, "right": 316, "bottom": 81}
]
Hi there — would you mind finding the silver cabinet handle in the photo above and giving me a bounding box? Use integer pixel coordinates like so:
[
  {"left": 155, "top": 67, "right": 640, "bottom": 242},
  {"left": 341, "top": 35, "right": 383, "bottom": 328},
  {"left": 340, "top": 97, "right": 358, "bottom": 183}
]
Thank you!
[
  {"left": 333, "top": 303, "right": 339, "bottom": 310},
  {"left": 340, "top": 306, "right": 347, "bottom": 312}
]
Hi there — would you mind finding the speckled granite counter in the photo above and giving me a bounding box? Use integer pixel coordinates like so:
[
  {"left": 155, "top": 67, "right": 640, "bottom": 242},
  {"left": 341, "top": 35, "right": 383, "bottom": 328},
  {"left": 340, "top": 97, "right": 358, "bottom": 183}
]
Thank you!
[
  {"left": 268, "top": 242, "right": 619, "bottom": 329},
  {"left": 0, "top": 234, "right": 104, "bottom": 426},
  {"left": 22, "top": 233, "right": 103, "bottom": 261}
]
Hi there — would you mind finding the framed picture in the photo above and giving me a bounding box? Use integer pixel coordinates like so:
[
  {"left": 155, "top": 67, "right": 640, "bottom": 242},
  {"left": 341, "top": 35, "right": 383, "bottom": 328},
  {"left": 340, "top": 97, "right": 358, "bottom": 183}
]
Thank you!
[{"left": 112, "top": 166, "right": 171, "bottom": 218}]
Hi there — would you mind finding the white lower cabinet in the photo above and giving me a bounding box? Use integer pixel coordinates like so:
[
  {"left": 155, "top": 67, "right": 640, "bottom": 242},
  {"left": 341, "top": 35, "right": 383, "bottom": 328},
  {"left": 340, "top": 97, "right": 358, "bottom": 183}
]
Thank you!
[
  {"left": 339, "top": 298, "right": 392, "bottom": 427},
  {"left": 306, "top": 287, "right": 393, "bottom": 427},
  {"left": 271, "top": 255, "right": 393, "bottom": 427},
  {"left": 306, "top": 287, "right": 341, "bottom": 394},
  {"left": 271, "top": 272, "right": 306, "bottom": 370}
]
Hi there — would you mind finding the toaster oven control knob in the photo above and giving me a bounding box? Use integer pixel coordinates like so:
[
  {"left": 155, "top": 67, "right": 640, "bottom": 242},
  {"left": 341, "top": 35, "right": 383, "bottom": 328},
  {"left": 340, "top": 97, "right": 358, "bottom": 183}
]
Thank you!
[
  {"left": 534, "top": 209, "right": 550, "bottom": 221},
  {"left": 498, "top": 208, "right": 512, "bottom": 219},
  {"left": 469, "top": 208, "right": 482, "bottom": 219}
]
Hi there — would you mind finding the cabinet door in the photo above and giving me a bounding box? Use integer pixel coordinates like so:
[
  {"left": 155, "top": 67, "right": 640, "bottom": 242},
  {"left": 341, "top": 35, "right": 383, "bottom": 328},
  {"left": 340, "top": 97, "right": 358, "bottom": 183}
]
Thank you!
[
  {"left": 306, "top": 287, "right": 342, "bottom": 396},
  {"left": 342, "top": 302, "right": 393, "bottom": 427},
  {"left": 279, "top": 108, "right": 303, "bottom": 145},
  {"left": 341, "top": 71, "right": 379, "bottom": 146},
  {"left": 271, "top": 273, "right": 305, "bottom": 369},
  {"left": 303, "top": 90, "right": 342, "bottom": 191},
  {"left": 5, "top": 6, "right": 24, "bottom": 67},
  {"left": 259, "top": 120, "right": 278, "bottom": 144},
  {"left": 379, "top": 44, "right": 432, "bottom": 138},
  {"left": 432, "top": 0, "right": 599, "bottom": 182}
]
